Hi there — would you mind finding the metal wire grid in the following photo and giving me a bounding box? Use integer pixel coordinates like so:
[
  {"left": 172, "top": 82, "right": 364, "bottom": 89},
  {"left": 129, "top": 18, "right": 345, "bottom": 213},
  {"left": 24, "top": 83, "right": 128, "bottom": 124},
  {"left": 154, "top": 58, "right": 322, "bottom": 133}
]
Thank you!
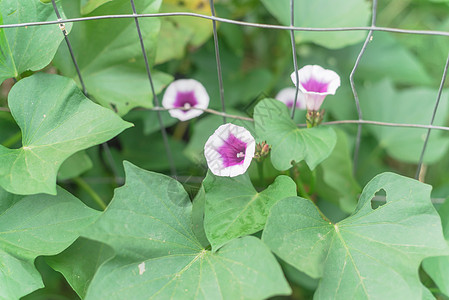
[{"left": 3, "top": 0, "right": 449, "bottom": 183}]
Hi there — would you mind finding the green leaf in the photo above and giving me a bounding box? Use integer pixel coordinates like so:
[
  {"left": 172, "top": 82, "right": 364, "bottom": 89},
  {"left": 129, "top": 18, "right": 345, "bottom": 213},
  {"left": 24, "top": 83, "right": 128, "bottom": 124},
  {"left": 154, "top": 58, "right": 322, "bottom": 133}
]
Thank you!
[
  {"left": 0, "top": 0, "right": 71, "bottom": 84},
  {"left": 191, "top": 185, "right": 209, "bottom": 248},
  {"left": 84, "top": 162, "right": 291, "bottom": 299},
  {"left": 54, "top": 0, "right": 172, "bottom": 115},
  {"left": 125, "top": 109, "right": 178, "bottom": 136},
  {"left": 118, "top": 124, "right": 191, "bottom": 172},
  {"left": 0, "top": 73, "right": 132, "bottom": 195},
  {"left": 422, "top": 199, "right": 449, "bottom": 297},
  {"left": 192, "top": 44, "right": 273, "bottom": 108},
  {"left": 359, "top": 80, "right": 449, "bottom": 164},
  {"left": 254, "top": 98, "right": 336, "bottom": 171},
  {"left": 57, "top": 150, "right": 93, "bottom": 180},
  {"left": 263, "top": 172, "right": 449, "bottom": 299},
  {"left": 0, "top": 186, "right": 100, "bottom": 300},
  {"left": 261, "top": 0, "right": 371, "bottom": 49},
  {"left": 316, "top": 129, "right": 360, "bottom": 213},
  {"left": 46, "top": 238, "right": 114, "bottom": 299},
  {"left": 80, "top": 0, "right": 112, "bottom": 14},
  {"left": 155, "top": 1, "right": 213, "bottom": 64},
  {"left": 203, "top": 172, "right": 297, "bottom": 251},
  {"left": 354, "top": 32, "right": 433, "bottom": 85}
]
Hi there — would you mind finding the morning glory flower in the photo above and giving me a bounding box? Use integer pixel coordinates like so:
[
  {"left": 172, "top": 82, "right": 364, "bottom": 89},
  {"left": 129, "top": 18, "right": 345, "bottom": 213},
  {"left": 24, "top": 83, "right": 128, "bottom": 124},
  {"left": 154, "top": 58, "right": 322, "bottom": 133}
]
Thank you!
[
  {"left": 162, "top": 79, "right": 210, "bottom": 121},
  {"left": 290, "top": 65, "right": 340, "bottom": 111},
  {"left": 204, "top": 123, "right": 255, "bottom": 177},
  {"left": 275, "top": 87, "right": 306, "bottom": 110}
]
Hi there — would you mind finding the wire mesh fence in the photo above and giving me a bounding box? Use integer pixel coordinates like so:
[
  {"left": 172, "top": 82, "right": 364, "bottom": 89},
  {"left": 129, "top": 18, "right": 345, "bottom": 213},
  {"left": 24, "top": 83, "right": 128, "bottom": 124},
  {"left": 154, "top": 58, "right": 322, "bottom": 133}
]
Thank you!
[{"left": 2, "top": 0, "right": 449, "bottom": 186}]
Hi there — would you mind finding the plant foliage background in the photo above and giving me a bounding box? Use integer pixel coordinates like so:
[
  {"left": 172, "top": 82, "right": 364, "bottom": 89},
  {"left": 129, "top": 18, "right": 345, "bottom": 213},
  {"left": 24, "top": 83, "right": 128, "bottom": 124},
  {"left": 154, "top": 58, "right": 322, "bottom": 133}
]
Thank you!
[{"left": 1, "top": 0, "right": 449, "bottom": 299}]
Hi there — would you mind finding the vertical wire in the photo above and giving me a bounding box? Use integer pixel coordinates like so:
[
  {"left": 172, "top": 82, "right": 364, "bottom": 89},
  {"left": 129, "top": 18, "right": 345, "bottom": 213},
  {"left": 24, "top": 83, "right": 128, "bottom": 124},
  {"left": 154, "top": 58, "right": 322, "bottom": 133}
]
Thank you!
[
  {"left": 289, "top": 0, "right": 300, "bottom": 119},
  {"left": 209, "top": 0, "right": 227, "bottom": 124},
  {"left": 415, "top": 52, "right": 449, "bottom": 180},
  {"left": 129, "top": 0, "right": 177, "bottom": 177},
  {"left": 52, "top": 0, "right": 121, "bottom": 184},
  {"left": 50, "top": 0, "right": 87, "bottom": 96},
  {"left": 350, "top": 0, "right": 378, "bottom": 174}
]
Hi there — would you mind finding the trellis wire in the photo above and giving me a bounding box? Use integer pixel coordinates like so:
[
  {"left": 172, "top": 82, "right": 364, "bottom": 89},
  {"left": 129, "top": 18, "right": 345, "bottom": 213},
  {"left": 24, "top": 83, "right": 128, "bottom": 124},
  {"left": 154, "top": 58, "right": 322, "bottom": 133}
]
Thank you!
[
  {"left": 209, "top": 0, "right": 227, "bottom": 124},
  {"left": 415, "top": 52, "right": 449, "bottom": 180},
  {"left": 50, "top": 0, "right": 87, "bottom": 95},
  {"left": 350, "top": 0, "right": 378, "bottom": 174},
  {"left": 289, "top": 0, "right": 300, "bottom": 119},
  {"left": 51, "top": 0, "right": 122, "bottom": 183},
  {"left": 128, "top": 0, "right": 177, "bottom": 177},
  {"left": 3, "top": 13, "right": 449, "bottom": 37},
  {"left": 2, "top": 2, "right": 449, "bottom": 187}
]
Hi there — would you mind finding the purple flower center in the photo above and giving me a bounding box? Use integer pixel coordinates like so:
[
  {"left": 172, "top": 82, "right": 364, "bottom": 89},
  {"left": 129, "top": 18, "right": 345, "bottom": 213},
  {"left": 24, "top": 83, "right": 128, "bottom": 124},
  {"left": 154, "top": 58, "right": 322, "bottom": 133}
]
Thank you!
[
  {"left": 174, "top": 91, "right": 198, "bottom": 113},
  {"left": 302, "top": 78, "right": 329, "bottom": 93},
  {"left": 285, "top": 100, "right": 294, "bottom": 108},
  {"left": 217, "top": 133, "right": 247, "bottom": 167}
]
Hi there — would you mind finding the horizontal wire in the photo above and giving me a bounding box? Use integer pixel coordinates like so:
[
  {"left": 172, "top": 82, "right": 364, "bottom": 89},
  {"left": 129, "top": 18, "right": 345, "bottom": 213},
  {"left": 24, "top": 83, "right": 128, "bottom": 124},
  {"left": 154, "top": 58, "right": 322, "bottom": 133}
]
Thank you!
[
  {"left": 1, "top": 12, "right": 449, "bottom": 37},
  {"left": 145, "top": 106, "right": 449, "bottom": 131},
  {"left": 2, "top": 104, "right": 448, "bottom": 131},
  {"left": 2, "top": 103, "right": 449, "bottom": 131}
]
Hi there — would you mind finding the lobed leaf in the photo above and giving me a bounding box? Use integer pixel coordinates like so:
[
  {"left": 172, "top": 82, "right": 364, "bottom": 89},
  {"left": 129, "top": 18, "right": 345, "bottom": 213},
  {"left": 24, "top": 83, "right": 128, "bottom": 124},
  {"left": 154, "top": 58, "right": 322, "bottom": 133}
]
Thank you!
[
  {"left": 0, "top": 186, "right": 100, "bottom": 300},
  {"left": 0, "top": 73, "right": 132, "bottom": 195},
  {"left": 254, "top": 98, "right": 336, "bottom": 171},
  {"left": 84, "top": 162, "right": 291, "bottom": 299},
  {"left": 0, "top": 0, "right": 72, "bottom": 84},
  {"left": 263, "top": 172, "right": 449, "bottom": 299},
  {"left": 203, "top": 172, "right": 297, "bottom": 251}
]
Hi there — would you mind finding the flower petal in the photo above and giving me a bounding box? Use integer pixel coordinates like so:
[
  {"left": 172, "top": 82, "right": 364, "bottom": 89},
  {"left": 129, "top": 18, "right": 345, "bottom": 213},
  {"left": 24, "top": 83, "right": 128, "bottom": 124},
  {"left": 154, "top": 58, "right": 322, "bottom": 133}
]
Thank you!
[
  {"left": 275, "top": 87, "right": 306, "bottom": 110},
  {"left": 162, "top": 79, "right": 210, "bottom": 121},
  {"left": 204, "top": 123, "right": 255, "bottom": 177},
  {"left": 290, "top": 65, "right": 340, "bottom": 111}
]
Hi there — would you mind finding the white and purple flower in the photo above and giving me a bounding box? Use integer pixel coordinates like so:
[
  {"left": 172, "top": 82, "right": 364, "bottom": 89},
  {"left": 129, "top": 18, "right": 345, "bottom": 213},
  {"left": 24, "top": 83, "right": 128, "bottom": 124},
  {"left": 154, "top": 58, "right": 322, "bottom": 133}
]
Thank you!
[
  {"left": 275, "top": 87, "right": 306, "bottom": 110},
  {"left": 290, "top": 65, "right": 340, "bottom": 111},
  {"left": 204, "top": 123, "right": 255, "bottom": 177},
  {"left": 162, "top": 79, "right": 209, "bottom": 121}
]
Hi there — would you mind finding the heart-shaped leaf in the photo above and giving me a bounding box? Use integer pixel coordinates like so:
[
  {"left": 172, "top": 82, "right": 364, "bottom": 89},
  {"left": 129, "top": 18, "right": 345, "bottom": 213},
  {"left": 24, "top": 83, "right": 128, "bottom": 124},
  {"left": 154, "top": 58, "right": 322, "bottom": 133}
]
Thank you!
[
  {"left": 84, "top": 162, "right": 291, "bottom": 299},
  {"left": 263, "top": 172, "right": 449, "bottom": 299},
  {"left": 54, "top": 0, "right": 172, "bottom": 115},
  {"left": 0, "top": 0, "right": 71, "bottom": 84},
  {"left": 0, "top": 186, "right": 100, "bottom": 300},
  {"left": 0, "top": 73, "right": 132, "bottom": 195},
  {"left": 203, "top": 172, "right": 297, "bottom": 251},
  {"left": 254, "top": 98, "right": 336, "bottom": 171}
]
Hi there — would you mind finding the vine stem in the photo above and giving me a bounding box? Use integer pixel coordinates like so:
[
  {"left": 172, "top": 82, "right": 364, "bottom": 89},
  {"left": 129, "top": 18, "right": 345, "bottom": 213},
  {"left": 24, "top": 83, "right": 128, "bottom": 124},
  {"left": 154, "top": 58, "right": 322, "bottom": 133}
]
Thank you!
[
  {"left": 73, "top": 177, "right": 107, "bottom": 210},
  {"left": 257, "top": 161, "right": 265, "bottom": 185},
  {"left": 289, "top": 165, "right": 311, "bottom": 201},
  {"left": 295, "top": 175, "right": 312, "bottom": 201}
]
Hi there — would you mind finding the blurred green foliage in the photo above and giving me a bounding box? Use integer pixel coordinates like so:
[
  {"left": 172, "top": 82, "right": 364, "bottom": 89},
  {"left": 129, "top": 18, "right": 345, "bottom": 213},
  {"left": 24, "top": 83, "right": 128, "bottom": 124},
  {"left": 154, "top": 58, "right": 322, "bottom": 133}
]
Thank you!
[{"left": 2, "top": 0, "right": 449, "bottom": 298}]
